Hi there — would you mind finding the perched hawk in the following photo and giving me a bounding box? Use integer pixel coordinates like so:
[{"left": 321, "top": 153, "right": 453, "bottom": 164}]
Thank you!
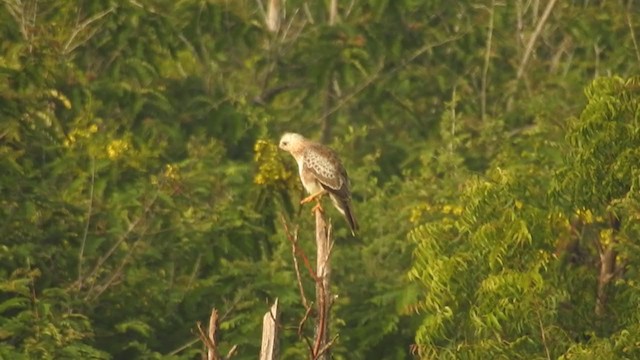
[{"left": 279, "top": 133, "right": 358, "bottom": 235}]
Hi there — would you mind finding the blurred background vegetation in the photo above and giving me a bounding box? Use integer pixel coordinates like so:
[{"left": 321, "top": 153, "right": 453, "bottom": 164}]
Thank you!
[{"left": 1, "top": 0, "right": 639, "bottom": 359}]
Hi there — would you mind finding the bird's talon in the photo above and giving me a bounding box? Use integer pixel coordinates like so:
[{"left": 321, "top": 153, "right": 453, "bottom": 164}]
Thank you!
[
  {"left": 312, "top": 202, "right": 324, "bottom": 214},
  {"left": 300, "top": 191, "right": 325, "bottom": 205}
]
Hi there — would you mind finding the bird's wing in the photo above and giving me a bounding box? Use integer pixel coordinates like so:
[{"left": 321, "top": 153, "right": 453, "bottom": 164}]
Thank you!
[{"left": 302, "top": 144, "right": 348, "bottom": 195}]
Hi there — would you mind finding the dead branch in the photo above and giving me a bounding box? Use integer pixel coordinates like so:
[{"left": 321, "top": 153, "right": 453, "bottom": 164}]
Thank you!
[
  {"left": 196, "top": 308, "right": 239, "bottom": 360},
  {"left": 298, "top": 306, "right": 314, "bottom": 338},
  {"left": 312, "top": 208, "right": 332, "bottom": 360},
  {"left": 329, "top": 0, "right": 338, "bottom": 25},
  {"left": 266, "top": 0, "right": 281, "bottom": 33},
  {"left": 260, "top": 299, "right": 280, "bottom": 360},
  {"left": 196, "top": 309, "right": 220, "bottom": 360},
  {"left": 279, "top": 206, "right": 336, "bottom": 359}
]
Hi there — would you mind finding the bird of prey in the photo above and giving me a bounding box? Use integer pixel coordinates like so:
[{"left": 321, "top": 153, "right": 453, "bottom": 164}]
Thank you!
[{"left": 279, "top": 133, "right": 358, "bottom": 235}]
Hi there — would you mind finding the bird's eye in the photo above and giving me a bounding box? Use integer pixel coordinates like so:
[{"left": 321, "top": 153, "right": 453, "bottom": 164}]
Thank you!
[{"left": 282, "top": 141, "right": 288, "bottom": 146}]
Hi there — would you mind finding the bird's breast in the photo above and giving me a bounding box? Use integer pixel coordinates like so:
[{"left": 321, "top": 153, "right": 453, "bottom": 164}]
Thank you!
[{"left": 299, "top": 167, "right": 322, "bottom": 194}]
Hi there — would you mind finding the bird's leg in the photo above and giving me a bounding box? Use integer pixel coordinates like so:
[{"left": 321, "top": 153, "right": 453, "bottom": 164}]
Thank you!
[{"left": 300, "top": 190, "right": 326, "bottom": 205}]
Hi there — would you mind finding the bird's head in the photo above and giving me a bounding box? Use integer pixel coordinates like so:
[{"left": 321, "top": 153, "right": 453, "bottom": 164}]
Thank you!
[{"left": 279, "top": 132, "right": 306, "bottom": 153}]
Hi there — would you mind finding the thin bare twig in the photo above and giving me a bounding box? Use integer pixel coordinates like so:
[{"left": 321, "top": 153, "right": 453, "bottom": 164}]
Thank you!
[
  {"left": 303, "top": 3, "right": 315, "bottom": 24},
  {"left": 298, "top": 306, "right": 314, "bottom": 338},
  {"left": 281, "top": 215, "right": 311, "bottom": 309},
  {"left": 537, "top": 309, "right": 551, "bottom": 360},
  {"left": 85, "top": 220, "right": 152, "bottom": 301},
  {"left": 64, "top": 7, "right": 116, "bottom": 54},
  {"left": 168, "top": 338, "right": 201, "bottom": 356},
  {"left": 77, "top": 156, "right": 95, "bottom": 288},
  {"left": 75, "top": 191, "right": 159, "bottom": 291},
  {"left": 280, "top": 7, "right": 301, "bottom": 43},
  {"left": 314, "top": 34, "right": 465, "bottom": 124},
  {"left": 290, "top": 230, "right": 320, "bottom": 282},
  {"left": 626, "top": 5, "right": 640, "bottom": 64},
  {"left": 225, "top": 345, "right": 238, "bottom": 359},
  {"left": 315, "top": 335, "right": 339, "bottom": 360},
  {"left": 345, "top": 0, "right": 356, "bottom": 19},
  {"left": 481, "top": 0, "right": 496, "bottom": 122},
  {"left": 255, "top": 0, "right": 267, "bottom": 21},
  {"left": 516, "top": 0, "right": 559, "bottom": 82},
  {"left": 26, "top": 258, "right": 39, "bottom": 320},
  {"left": 449, "top": 86, "right": 457, "bottom": 155}
]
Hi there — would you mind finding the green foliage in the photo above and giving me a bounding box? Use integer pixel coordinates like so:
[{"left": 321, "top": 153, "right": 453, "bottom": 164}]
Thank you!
[
  {"left": 1, "top": 0, "right": 638, "bottom": 359},
  {"left": 410, "top": 76, "right": 640, "bottom": 358}
]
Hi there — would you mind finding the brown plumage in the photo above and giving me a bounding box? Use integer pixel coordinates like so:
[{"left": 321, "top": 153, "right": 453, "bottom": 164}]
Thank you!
[{"left": 279, "top": 133, "right": 358, "bottom": 235}]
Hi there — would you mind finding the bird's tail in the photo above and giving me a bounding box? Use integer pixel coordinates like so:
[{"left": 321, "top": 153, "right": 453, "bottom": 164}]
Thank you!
[{"left": 330, "top": 194, "right": 359, "bottom": 236}]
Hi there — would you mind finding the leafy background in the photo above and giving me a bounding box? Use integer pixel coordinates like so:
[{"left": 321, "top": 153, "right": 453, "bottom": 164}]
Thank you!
[{"left": 1, "top": 0, "right": 639, "bottom": 359}]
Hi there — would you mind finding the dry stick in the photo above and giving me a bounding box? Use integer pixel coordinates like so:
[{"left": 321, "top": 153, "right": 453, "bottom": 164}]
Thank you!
[
  {"left": 266, "top": 0, "right": 281, "bottom": 33},
  {"left": 196, "top": 308, "right": 220, "bottom": 360},
  {"left": 78, "top": 156, "right": 96, "bottom": 288},
  {"left": 259, "top": 299, "right": 280, "bottom": 360},
  {"left": 329, "top": 0, "right": 338, "bottom": 25},
  {"left": 197, "top": 308, "right": 239, "bottom": 360},
  {"left": 208, "top": 309, "right": 220, "bottom": 360},
  {"left": 225, "top": 346, "right": 239, "bottom": 360},
  {"left": 171, "top": 299, "right": 242, "bottom": 357},
  {"left": 515, "top": 0, "right": 558, "bottom": 82}
]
